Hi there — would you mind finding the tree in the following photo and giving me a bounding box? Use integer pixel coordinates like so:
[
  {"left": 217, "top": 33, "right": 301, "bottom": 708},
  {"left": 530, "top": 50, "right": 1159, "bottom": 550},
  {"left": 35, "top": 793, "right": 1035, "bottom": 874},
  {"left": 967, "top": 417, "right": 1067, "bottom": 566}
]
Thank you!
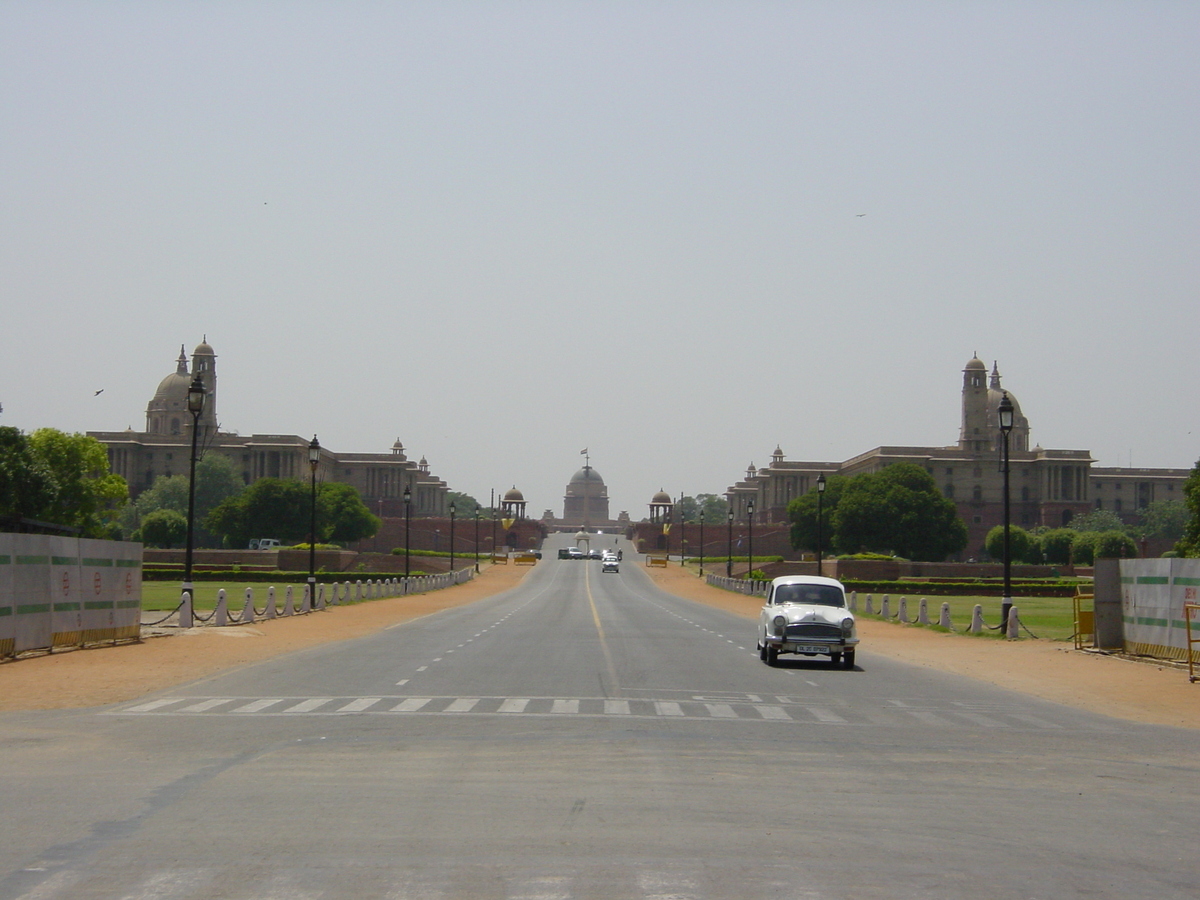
[
  {"left": 1092, "top": 530, "right": 1138, "bottom": 560},
  {"left": 119, "top": 453, "right": 244, "bottom": 544},
  {"left": 22, "top": 429, "right": 128, "bottom": 537},
  {"left": 319, "top": 481, "right": 381, "bottom": 543},
  {"left": 1136, "top": 499, "right": 1191, "bottom": 543},
  {"left": 446, "top": 492, "right": 481, "bottom": 517},
  {"left": 1067, "top": 509, "right": 1126, "bottom": 534},
  {"left": 0, "top": 426, "right": 58, "bottom": 524},
  {"left": 1176, "top": 459, "right": 1200, "bottom": 557},
  {"left": 139, "top": 508, "right": 188, "bottom": 548},
  {"left": 1040, "top": 528, "right": 1078, "bottom": 565},
  {"left": 829, "top": 464, "right": 967, "bottom": 561},
  {"left": 205, "top": 477, "right": 379, "bottom": 548},
  {"left": 984, "top": 524, "right": 1035, "bottom": 564},
  {"left": 696, "top": 494, "right": 729, "bottom": 524},
  {"left": 788, "top": 475, "right": 849, "bottom": 553}
]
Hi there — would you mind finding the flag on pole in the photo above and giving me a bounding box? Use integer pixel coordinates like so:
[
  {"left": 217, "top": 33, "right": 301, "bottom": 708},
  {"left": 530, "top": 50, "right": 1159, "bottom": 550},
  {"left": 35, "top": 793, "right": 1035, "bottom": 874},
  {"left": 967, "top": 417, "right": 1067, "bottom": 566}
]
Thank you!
[{"left": 580, "top": 448, "right": 588, "bottom": 455}]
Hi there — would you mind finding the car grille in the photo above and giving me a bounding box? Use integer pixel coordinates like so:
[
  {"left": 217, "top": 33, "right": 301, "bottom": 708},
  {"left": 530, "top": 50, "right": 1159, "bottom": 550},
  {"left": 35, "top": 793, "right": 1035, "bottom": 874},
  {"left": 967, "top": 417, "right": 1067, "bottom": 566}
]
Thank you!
[{"left": 785, "top": 623, "right": 842, "bottom": 640}]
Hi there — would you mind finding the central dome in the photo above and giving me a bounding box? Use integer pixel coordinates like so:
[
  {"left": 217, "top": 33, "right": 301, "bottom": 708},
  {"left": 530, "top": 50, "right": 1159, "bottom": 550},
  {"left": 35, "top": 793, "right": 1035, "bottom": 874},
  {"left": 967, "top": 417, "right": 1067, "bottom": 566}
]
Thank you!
[{"left": 570, "top": 467, "right": 604, "bottom": 484}]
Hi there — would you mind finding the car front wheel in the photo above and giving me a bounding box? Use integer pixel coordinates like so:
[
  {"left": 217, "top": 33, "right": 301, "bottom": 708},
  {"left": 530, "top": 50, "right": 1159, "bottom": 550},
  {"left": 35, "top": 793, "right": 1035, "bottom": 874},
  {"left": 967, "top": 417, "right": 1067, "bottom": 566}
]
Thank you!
[
  {"left": 766, "top": 645, "right": 779, "bottom": 667},
  {"left": 843, "top": 649, "right": 856, "bottom": 669},
  {"left": 829, "top": 652, "right": 842, "bottom": 666}
]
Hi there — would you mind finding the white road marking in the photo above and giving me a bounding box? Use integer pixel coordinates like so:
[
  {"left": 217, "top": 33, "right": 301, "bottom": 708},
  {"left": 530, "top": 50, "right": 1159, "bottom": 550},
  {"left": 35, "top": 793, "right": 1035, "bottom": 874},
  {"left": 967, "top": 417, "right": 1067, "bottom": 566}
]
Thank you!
[
  {"left": 755, "top": 705, "right": 792, "bottom": 720},
  {"left": 178, "top": 698, "right": 235, "bottom": 713},
  {"left": 804, "top": 707, "right": 847, "bottom": 723},
  {"left": 337, "top": 698, "right": 381, "bottom": 713},
  {"left": 444, "top": 698, "right": 479, "bottom": 712},
  {"left": 498, "top": 698, "right": 530, "bottom": 713},
  {"left": 654, "top": 701, "right": 684, "bottom": 716},
  {"left": 551, "top": 699, "right": 579, "bottom": 714},
  {"left": 393, "top": 698, "right": 431, "bottom": 712},
  {"left": 605, "top": 700, "right": 631, "bottom": 715},
  {"left": 705, "top": 703, "right": 737, "bottom": 718},
  {"left": 124, "top": 698, "right": 184, "bottom": 713},
  {"left": 232, "top": 699, "right": 285, "bottom": 713},
  {"left": 283, "top": 698, "right": 332, "bottom": 713}
]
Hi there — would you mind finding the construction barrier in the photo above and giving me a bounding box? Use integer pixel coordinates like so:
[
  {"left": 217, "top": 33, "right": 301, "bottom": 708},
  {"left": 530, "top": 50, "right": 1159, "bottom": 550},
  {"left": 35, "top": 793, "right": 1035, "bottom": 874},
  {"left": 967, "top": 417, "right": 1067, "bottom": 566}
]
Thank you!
[
  {"left": 1120, "top": 558, "right": 1200, "bottom": 663},
  {"left": 513, "top": 553, "right": 538, "bottom": 566},
  {"left": 1073, "top": 588, "right": 1095, "bottom": 650},
  {"left": 0, "top": 533, "right": 142, "bottom": 658},
  {"left": 491, "top": 553, "right": 509, "bottom": 565},
  {"left": 646, "top": 556, "right": 668, "bottom": 568}
]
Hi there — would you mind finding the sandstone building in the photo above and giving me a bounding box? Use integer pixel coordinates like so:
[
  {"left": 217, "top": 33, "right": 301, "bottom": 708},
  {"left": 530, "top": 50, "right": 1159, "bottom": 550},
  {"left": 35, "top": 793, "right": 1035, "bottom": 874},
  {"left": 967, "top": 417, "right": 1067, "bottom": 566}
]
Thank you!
[
  {"left": 726, "top": 355, "right": 1189, "bottom": 557},
  {"left": 90, "top": 340, "right": 450, "bottom": 517}
]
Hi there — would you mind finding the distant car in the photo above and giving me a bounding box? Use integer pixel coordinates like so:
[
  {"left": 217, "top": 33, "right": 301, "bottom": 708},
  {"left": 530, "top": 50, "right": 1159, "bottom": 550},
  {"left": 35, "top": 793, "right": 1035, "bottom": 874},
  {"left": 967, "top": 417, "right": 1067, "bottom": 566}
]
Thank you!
[
  {"left": 558, "top": 548, "right": 572, "bottom": 559},
  {"left": 757, "top": 575, "right": 857, "bottom": 669},
  {"left": 588, "top": 549, "right": 602, "bottom": 559},
  {"left": 601, "top": 551, "right": 618, "bottom": 562},
  {"left": 567, "top": 547, "right": 584, "bottom": 559},
  {"left": 602, "top": 560, "right": 619, "bottom": 573}
]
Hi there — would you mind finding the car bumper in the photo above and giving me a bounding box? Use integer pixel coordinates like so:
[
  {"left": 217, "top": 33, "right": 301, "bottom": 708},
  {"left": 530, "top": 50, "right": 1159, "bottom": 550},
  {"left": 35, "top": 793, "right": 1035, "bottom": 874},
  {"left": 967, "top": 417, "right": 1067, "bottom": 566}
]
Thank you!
[{"left": 764, "top": 636, "right": 858, "bottom": 655}]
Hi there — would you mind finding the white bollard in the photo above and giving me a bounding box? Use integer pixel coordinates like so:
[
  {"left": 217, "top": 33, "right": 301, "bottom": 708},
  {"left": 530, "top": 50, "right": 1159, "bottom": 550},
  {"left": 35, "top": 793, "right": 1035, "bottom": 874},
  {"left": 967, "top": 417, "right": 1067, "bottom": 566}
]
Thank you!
[
  {"left": 282, "top": 585, "right": 295, "bottom": 617},
  {"left": 1007, "top": 606, "right": 1020, "bottom": 639},
  {"left": 898, "top": 597, "right": 909, "bottom": 623},
  {"left": 265, "top": 586, "right": 276, "bottom": 619},
  {"left": 881, "top": 595, "right": 891, "bottom": 618},
  {"left": 179, "top": 590, "right": 193, "bottom": 629},
  {"left": 939, "top": 602, "right": 952, "bottom": 629},
  {"left": 970, "top": 604, "right": 984, "bottom": 633},
  {"left": 917, "top": 597, "right": 930, "bottom": 625},
  {"left": 215, "top": 589, "right": 228, "bottom": 627},
  {"left": 849, "top": 591, "right": 857, "bottom": 612},
  {"left": 865, "top": 594, "right": 874, "bottom": 615},
  {"left": 241, "top": 588, "right": 255, "bottom": 623}
]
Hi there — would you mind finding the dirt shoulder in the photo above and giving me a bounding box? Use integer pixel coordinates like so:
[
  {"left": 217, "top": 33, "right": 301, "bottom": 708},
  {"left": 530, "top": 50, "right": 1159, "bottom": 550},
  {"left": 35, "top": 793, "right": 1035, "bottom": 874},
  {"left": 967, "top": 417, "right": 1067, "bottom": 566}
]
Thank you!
[
  {"left": 642, "top": 563, "right": 1200, "bottom": 730},
  {"left": 3, "top": 562, "right": 1197, "bottom": 728},
  {"left": 0, "top": 564, "right": 533, "bottom": 712}
]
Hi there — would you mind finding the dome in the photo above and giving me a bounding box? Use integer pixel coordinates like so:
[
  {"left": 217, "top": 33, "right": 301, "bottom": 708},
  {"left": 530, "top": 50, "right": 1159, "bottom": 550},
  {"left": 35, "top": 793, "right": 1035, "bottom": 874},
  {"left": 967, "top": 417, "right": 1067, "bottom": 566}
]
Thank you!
[
  {"left": 504, "top": 487, "right": 525, "bottom": 502},
  {"left": 651, "top": 490, "right": 673, "bottom": 505},
  {"left": 194, "top": 340, "right": 215, "bottom": 356},
  {"left": 152, "top": 347, "right": 191, "bottom": 402},
  {"left": 570, "top": 467, "right": 604, "bottom": 485},
  {"left": 965, "top": 355, "right": 986, "bottom": 370}
]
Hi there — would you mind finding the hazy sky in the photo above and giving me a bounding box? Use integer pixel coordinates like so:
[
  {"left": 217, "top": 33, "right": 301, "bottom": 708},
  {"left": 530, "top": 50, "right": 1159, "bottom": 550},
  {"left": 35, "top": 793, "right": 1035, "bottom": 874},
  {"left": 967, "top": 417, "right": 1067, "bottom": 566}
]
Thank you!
[{"left": 3, "top": 1, "right": 1196, "bottom": 518}]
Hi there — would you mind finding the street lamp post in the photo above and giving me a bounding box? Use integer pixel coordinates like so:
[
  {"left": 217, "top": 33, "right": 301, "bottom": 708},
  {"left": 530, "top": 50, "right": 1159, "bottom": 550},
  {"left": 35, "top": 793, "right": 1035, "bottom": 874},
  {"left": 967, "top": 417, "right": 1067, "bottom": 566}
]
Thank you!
[
  {"left": 678, "top": 493, "right": 686, "bottom": 566},
  {"left": 182, "top": 374, "right": 206, "bottom": 605},
  {"left": 449, "top": 501, "right": 456, "bottom": 575},
  {"left": 698, "top": 508, "right": 705, "bottom": 577},
  {"left": 998, "top": 391, "right": 1015, "bottom": 632},
  {"left": 474, "top": 511, "right": 481, "bottom": 573},
  {"left": 403, "top": 485, "right": 412, "bottom": 579},
  {"left": 307, "top": 435, "right": 320, "bottom": 610},
  {"left": 816, "top": 473, "right": 827, "bottom": 577},
  {"left": 726, "top": 509, "right": 733, "bottom": 578},
  {"left": 747, "top": 498, "right": 755, "bottom": 578}
]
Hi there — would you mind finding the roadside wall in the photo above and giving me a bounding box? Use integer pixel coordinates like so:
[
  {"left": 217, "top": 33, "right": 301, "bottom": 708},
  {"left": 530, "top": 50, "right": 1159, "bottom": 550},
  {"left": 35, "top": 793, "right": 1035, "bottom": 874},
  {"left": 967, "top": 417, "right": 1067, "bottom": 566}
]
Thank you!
[
  {"left": 1119, "top": 558, "right": 1200, "bottom": 661},
  {"left": 0, "top": 533, "right": 142, "bottom": 657}
]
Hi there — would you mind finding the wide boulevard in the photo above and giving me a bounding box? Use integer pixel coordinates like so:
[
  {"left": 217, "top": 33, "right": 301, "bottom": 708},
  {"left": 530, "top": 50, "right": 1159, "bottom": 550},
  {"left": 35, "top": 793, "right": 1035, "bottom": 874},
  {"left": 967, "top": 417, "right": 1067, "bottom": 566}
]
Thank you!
[{"left": 1, "top": 534, "right": 1197, "bottom": 899}]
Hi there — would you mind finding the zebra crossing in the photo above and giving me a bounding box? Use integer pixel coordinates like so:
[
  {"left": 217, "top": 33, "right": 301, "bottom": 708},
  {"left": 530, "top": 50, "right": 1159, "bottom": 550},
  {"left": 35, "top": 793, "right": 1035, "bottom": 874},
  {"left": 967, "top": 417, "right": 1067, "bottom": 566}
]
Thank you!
[{"left": 108, "top": 693, "right": 1105, "bottom": 730}]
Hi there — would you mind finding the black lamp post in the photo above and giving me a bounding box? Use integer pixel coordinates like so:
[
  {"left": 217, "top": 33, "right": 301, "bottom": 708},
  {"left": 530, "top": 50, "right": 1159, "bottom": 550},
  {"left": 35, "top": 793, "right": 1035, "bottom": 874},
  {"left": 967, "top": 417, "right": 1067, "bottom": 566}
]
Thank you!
[
  {"left": 998, "top": 391, "right": 1015, "bottom": 631},
  {"left": 182, "top": 373, "right": 206, "bottom": 602},
  {"left": 403, "top": 484, "right": 412, "bottom": 579},
  {"left": 474, "top": 511, "right": 481, "bottom": 573},
  {"left": 726, "top": 509, "right": 733, "bottom": 578},
  {"left": 678, "top": 493, "right": 685, "bottom": 566},
  {"left": 747, "top": 497, "right": 755, "bottom": 578},
  {"left": 816, "top": 473, "right": 827, "bottom": 577},
  {"left": 698, "top": 507, "right": 705, "bottom": 577},
  {"left": 449, "top": 501, "right": 456, "bottom": 574},
  {"left": 307, "top": 435, "right": 320, "bottom": 610}
]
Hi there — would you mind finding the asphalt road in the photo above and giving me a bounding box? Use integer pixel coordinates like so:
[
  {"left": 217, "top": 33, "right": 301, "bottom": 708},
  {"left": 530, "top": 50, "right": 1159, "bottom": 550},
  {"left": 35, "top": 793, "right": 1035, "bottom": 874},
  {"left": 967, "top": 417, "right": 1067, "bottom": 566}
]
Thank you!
[{"left": 1, "top": 534, "right": 1197, "bottom": 900}]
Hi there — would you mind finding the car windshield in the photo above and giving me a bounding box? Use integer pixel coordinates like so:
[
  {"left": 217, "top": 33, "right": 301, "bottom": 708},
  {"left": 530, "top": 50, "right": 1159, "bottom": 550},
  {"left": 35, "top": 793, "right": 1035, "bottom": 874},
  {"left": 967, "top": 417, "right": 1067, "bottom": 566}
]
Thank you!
[{"left": 773, "top": 584, "right": 845, "bottom": 607}]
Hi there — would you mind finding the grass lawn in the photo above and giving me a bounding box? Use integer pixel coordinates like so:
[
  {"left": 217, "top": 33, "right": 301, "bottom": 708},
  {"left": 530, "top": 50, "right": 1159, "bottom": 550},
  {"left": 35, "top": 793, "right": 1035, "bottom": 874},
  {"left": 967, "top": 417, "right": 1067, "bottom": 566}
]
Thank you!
[
  {"left": 849, "top": 591, "right": 1082, "bottom": 641},
  {"left": 141, "top": 580, "right": 315, "bottom": 612}
]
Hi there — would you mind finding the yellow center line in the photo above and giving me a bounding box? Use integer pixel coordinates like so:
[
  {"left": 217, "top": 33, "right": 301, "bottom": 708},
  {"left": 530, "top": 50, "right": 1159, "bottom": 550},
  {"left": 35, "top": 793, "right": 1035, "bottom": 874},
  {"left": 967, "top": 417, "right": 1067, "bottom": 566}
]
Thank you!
[{"left": 584, "top": 563, "right": 621, "bottom": 695}]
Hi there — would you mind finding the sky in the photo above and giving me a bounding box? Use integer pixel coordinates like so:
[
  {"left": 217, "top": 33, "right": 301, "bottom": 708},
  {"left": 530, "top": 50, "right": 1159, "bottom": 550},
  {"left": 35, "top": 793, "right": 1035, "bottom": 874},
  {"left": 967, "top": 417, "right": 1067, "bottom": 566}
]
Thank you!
[{"left": 2, "top": 1, "right": 1197, "bottom": 518}]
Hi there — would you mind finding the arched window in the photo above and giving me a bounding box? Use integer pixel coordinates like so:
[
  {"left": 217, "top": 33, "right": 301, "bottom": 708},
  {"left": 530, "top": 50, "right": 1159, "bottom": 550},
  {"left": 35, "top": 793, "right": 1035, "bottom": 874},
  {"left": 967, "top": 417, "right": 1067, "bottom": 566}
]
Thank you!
[{"left": 972, "top": 485, "right": 982, "bottom": 502}]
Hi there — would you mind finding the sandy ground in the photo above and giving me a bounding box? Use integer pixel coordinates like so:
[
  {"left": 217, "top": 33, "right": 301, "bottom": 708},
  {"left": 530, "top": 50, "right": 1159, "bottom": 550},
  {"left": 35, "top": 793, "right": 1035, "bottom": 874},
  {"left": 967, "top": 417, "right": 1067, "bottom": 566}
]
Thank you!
[{"left": 2, "top": 562, "right": 1196, "bottom": 729}]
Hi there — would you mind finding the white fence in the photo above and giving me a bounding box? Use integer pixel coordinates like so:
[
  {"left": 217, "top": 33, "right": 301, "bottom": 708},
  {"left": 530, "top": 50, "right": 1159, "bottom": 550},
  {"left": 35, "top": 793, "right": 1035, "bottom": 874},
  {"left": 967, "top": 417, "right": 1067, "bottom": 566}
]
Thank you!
[
  {"left": 0, "top": 533, "right": 142, "bottom": 658},
  {"left": 176, "top": 567, "right": 476, "bottom": 628},
  {"left": 1119, "top": 558, "right": 1200, "bottom": 661}
]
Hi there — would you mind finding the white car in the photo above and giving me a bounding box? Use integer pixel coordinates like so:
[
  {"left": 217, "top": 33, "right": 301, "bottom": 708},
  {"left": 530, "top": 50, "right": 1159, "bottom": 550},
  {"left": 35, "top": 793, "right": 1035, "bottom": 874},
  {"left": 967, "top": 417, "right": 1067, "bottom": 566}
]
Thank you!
[{"left": 757, "top": 575, "right": 858, "bottom": 669}]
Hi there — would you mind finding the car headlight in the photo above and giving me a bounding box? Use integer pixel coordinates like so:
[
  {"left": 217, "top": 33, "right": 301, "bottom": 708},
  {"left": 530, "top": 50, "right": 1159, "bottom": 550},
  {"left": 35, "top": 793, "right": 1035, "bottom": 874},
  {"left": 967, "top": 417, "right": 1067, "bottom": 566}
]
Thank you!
[
  {"left": 841, "top": 618, "right": 854, "bottom": 637},
  {"left": 773, "top": 615, "right": 787, "bottom": 636}
]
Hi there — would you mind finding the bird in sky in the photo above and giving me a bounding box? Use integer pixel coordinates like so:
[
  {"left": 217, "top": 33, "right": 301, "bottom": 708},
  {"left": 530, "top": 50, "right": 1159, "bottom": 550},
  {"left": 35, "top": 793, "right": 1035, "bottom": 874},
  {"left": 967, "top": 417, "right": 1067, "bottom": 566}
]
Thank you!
[
  {"left": 94, "top": 389, "right": 104, "bottom": 395},
  {"left": 856, "top": 213, "right": 866, "bottom": 217}
]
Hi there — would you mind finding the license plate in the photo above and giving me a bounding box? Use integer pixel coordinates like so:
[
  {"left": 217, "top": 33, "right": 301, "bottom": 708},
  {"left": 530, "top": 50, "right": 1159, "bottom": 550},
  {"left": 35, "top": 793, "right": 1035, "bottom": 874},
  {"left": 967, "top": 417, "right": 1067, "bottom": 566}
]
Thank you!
[{"left": 794, "top": 644, "right": 831, "bottom": 654}]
